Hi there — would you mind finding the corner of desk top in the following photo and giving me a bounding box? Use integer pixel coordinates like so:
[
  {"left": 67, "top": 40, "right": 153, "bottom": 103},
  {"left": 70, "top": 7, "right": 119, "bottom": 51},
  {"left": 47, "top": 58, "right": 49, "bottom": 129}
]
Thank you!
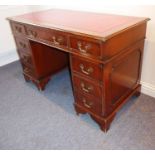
[
  {"left": 6, "top": 17, "right": 10, "bottom": 21},
  {"left": 6, "top": 17, "right": 13, "bottom": 21},
  {"left": 146, "top": 17, "right": 151, "bottom": 21}
]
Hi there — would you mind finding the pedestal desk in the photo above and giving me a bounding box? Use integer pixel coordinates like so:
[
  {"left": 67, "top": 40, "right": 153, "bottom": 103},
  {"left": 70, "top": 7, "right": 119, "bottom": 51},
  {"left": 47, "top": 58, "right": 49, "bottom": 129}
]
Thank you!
[{"left": 7, "top": 9, "right": 149, "bottom": 132}]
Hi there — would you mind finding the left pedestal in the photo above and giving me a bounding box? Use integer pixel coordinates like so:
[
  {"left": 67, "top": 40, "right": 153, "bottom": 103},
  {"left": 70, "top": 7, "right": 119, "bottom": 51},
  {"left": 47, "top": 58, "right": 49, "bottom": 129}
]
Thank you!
[{"left": 11, "top": 28, "right": 68, "bottom": 91}]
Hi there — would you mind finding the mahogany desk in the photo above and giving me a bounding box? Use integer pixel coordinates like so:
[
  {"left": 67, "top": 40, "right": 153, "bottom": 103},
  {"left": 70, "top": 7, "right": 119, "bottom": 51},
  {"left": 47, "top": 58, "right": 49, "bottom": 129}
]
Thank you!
[{"left": 7, "top": 9, "right": 149, "bottom": 132}]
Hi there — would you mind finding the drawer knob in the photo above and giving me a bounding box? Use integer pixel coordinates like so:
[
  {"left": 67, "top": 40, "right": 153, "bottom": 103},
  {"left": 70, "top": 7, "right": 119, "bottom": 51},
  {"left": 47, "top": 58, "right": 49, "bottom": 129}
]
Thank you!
[
  {"left": 52, "top": 36, "right": 63, "bottom": 45},
  {"left": 23, "top": 67, "right": 29, "bottom": 73},
  {"left": 81, "top": 82, "right": 93, "bottom": 93},
  {"left": 77, "top": 42, "right": 91, "bottom": 53},
  {"left": 15, "top": 26, "right": 22, "bottom": 33},
  {"left": 28, "top": 30, "right": 37, "bottom": 38},
  {"left": 23, "top": 55, "right": 30, "bottom": 63},
  {"left": 23, "top": 55, "right": 28, "bottom": 61},
  {"left": 79, "top": 64, "right": 93, "bottom": 75},
  {"left": 82, "top": 98, "right": 93, "bottom": 108},
  {"left": 19, "top": 42, "right": 26, "bottom": 49}
]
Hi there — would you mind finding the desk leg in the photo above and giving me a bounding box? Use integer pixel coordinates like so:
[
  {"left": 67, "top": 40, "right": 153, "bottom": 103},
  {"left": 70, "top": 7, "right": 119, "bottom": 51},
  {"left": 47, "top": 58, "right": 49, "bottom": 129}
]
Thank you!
[
  {"left": 74, "top": 103, "right": 87, "bottom": 115},
  {"left": 90, "top": 113, "right": 116, "bottom": 132},
  {"left": 23, "top": 73, "right": 50, "bottom": 91},
  {"left": 134, "top": 84, "right": 141, "bottom": 97},
  {"left": 74, "top": 103, "right": 116, "bottom": 132},
  {"left": 36, "top": 77, "right": 51, "bottom": 91}
]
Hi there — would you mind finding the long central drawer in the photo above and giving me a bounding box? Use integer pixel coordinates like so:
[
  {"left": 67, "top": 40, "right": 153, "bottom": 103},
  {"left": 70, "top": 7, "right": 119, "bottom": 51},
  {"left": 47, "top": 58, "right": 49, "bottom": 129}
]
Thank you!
[{"left": 25, "top": 25, "right": 68, "bottom": 48}]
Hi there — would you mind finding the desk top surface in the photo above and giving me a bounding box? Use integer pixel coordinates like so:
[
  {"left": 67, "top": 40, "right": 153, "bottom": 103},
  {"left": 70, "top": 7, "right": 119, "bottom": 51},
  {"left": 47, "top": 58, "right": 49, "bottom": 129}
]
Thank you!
[{"left": 8, "top": 9, "right": 149, "bottom": 41}]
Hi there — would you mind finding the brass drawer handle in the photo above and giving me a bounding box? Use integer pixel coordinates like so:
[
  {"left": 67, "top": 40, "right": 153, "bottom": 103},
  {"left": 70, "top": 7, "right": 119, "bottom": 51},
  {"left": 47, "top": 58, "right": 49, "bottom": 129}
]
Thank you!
[
  {"left": 23, "top": 67, "right": 29, "bottom": 73},
  {"left": 23, "top": 55, "right": 30, "bottom": 63},
  {"left": 80, "top": 82, "right": 93, "bottom": 93},
  {"left": 82, "top": 98, "right": 93, "bottom": 108},
  {"left": 15, "top": 26, "right": 22, "bottom": 33},
  {"left": 79, "top": 64, "right": 93, "bottom": 75},
  {"left": 19, "top": 42, "right": 26, "bottom": 49},
  {"left": 77, "top": 41, "right": 91, "bottom": 53},
  {"left": 52, "top": 36, "right": 63, "bottom": 45},
  {"left": 23, "top": 55, "right": 28, "bottom": 61},
  {"left": 28, "top": 30, "right": 37, "bottom": 38}
]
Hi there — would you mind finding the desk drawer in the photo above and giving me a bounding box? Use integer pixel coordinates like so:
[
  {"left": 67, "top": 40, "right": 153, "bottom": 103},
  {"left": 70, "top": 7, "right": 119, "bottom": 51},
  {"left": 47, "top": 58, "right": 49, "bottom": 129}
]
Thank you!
[
  {"left": 19, "top": 52, "right": 33, "bottom": 68},
  {"left": 15, "top": 37, "right": 30, "bottom": 53},
  {"left": 11, "top": 22, "right": 26, "bottom": 36},
  {"left": 25, "top": 25, "right": 68, "bottom": 48},
  {"left": 75, "top": 92, "right": 102, "bottom": 115},
  {"left": 70, "top": 36, "right": 101, "bottom": 58},
  {"left": 71, "top": 56, "right": 102, "bottom": 81},
  {"left": 72, "top": 75, "right": 102, "bottom": 98}
]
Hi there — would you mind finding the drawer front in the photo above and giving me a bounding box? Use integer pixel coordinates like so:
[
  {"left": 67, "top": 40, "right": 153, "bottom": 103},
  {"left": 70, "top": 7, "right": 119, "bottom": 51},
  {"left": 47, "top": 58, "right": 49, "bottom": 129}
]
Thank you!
[
  {"left": 75, "top": 92, "right": 102, "bottom": 115},
  {"left": 25, "top": 25, "right": 68, "bottom": 48},
  {"left": 15, "top": 37, "right": 30, "bottom": 53},
  {"left": 11, "top": 22, "right": 25, "bottom": 35},
  {"left": 71, "top": 56, "right": 102, "bottom": 81},
  {"left": 19, "top": 51, "right": 33, "bottom": 68},
  {"left": 72, "top": 75, "right": 102, "bottom": 98},
  {"left": 70, "top": 36, "right": 101, "bottom": 58}
]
